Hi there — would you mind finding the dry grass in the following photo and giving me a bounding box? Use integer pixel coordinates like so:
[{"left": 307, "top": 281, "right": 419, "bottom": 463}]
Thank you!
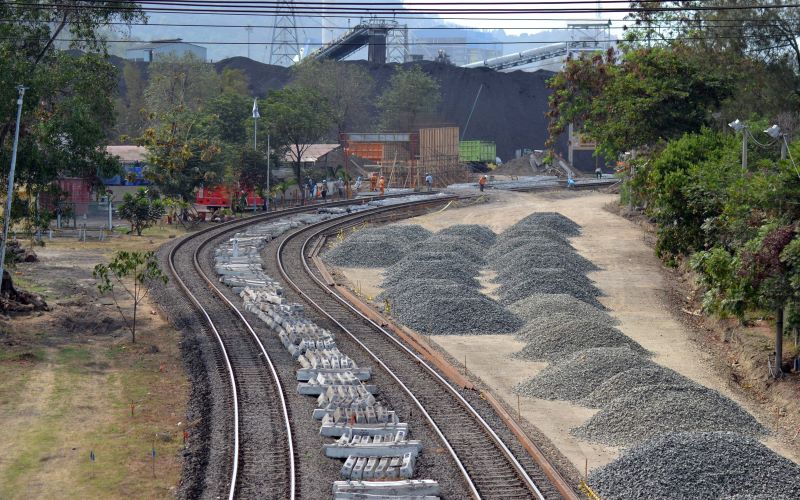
[{"left": 0, "top": 230, "right": 189, "bottom": 498}]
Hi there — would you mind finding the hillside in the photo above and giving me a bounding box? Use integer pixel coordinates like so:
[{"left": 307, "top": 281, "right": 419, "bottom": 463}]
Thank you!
[{"left": 113, "top": 55, "right": 564, "bottom": 161}]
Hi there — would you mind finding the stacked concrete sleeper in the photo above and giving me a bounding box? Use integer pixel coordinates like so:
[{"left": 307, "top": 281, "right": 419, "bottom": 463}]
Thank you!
[{"left": 214, "top": 200, "right": 442, "bottom": 499}]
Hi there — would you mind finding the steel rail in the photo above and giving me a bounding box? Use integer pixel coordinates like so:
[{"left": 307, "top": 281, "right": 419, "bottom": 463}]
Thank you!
[
  {"left": 164, "top": 193, "right": 432, "bottom": 499},
  {"left": 275, "top": 197, "right": 546, "bottom": 500}
]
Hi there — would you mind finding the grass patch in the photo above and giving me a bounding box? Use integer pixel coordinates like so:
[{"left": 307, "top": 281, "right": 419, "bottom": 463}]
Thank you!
[
  {"left": 0, "top": 348, "right": 46, "bottom": 363},
  {"left": 57, "top": 346, "right": 91, "bottom": 365}
]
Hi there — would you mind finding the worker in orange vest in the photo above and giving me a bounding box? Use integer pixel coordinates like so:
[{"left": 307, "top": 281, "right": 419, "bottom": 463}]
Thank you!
[
  {"left": 379, "top": 175, "right": 386, "bottom": 195},
  {"left": 479, "top": 174, "right": 487, "bottom": 192},
  {"left": 370, "top": 172, "right": 378, "bottom": 191}
]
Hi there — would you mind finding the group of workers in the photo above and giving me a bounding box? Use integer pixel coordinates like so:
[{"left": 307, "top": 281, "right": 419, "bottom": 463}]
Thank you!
[{"left": 304, "top": 176, "right": 347, "bottom": 201}]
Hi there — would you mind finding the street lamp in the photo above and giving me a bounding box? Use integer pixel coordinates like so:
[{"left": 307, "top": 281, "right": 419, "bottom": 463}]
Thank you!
[
  {"left": 765, "top": 124, "right": 788, "bottom": 160},
  {"left": 728, "top": 119, "right": 748, "bottom": 170}
]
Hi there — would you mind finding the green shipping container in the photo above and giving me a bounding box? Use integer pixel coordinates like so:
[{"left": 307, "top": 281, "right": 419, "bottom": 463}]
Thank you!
[{"left": 459, "top": 140, "right": 496, "bottom": 163}]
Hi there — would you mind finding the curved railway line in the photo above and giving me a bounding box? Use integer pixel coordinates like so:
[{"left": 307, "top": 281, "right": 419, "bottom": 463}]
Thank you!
[
  {"left": 274, "top": 198, "right": 563, "bottom": 499},
  {"left": 168, "top": 212, "right": 297, "bottom": 499},
  {"left": 163, "top": 195, "right": 575, "bottom": 499}
]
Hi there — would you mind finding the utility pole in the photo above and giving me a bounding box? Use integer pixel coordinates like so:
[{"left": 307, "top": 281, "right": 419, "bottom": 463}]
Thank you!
[
  {"left": 741, "top": 129, "right": 748, "bottom": 171},
  {"left": 0, "top": 85, "right": 26, "bottom": 288},
  {"left": 252, "top": 98, "right": 260, "bottom": 151},
  {"left": 245, "top": 25, "right": 253, "bottom": 59},
  {"left": 266, "top": 133, "right": 271, "bottom": 211}
]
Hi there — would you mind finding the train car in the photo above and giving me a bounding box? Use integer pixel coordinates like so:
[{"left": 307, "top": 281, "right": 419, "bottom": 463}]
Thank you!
[{"left": 195, "top": 185, "right": 264, "bottom": 209}]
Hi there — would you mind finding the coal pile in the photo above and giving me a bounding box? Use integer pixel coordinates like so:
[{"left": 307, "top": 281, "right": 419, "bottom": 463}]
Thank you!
[
  {"left": 572, "top": 385, "right": 767, "bottom": 446},
  {"left": 392, "top": 295, "right": 523, "bottom": 335},
  {"left": 513, "top": 321, "right": 649, "bottom": 362},
  {"left": 582, "top": 365, "right": 697, "bottom": 408},
  {"left": 589, "top": 432, "right": 800, "bottom": 499},
  {"left": 508, "top": 212, "right": 581, "bottom": 236},
  {"left": 437, "top": 224, "right": 497, "bottom": 247},
  {"left": 514, "top": 347, "right": 652, "bottom": 401},
  {"left": 382, "top": 260, "right": 481, "bottom": 288},
  {"left": 509, "top": 294, "right": 615, "bottom": 325}
]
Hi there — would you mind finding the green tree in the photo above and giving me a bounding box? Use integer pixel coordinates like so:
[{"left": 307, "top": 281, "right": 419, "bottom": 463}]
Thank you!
[
  {"left": 548, "top": 46, "right": 733, "bottom": 159},
  {"left": 94, "top": 251, "right": 168, "bottom": 344},
  {"left": 264, "top": 87, "right": 332, "bottom": 185},
  {"left": 377, "top": 65, "right": 441, "bottom": 131},
  {"left": 113, "top": 61, "right": 148, "bottom": 141},
  {"left": 144, "top": 53, "right": 221, "bottom": 116},
  {"left": 291, "top": 60, "right": 375, "bottom": 136},
  {"left": 118, "top": 188, "right": 166, "bottom": 236},
  {"left": 0, "top": 2, "right": 141, "bottom": 282}
]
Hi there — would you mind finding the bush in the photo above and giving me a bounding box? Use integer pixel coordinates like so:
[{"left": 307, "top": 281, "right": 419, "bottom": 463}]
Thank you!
[{"left": 118, "top": 188, "right": 165, "bottom": 236}]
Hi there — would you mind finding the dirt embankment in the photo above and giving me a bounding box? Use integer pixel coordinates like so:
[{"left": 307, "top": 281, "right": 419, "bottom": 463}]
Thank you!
[{"left": 609, "top": 203, "right": 800, "bottom": 453}]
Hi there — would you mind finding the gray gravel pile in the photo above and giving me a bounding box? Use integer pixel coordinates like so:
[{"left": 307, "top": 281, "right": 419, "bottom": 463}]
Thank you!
[
  {"left": 572, "top": 385, "right": 767, "bottom": 445},
  {"left": 512, "top": 321, "right": 649, "bottom": 361},
  {"left": 392, "top": 295, "right": 523, "bottom": 335},
  {"left": 582, "top": 365, "right": 698, "bottom": 408},
  {"left": 382, "top": 260, "right": 481, "bottom": 288},
  {"left": 496, "top": 277, "right": 604, "bottom": 308},
  {"left": 509, "top": 294, "right": 615, "bottom": 325},
  {"left": 394, "top": 251, "right": 481, "bottom": 272},
  {"left": 380, "top": 278, "right": 485, "bottom": 304},
  {"left": 356, "top": 224, "right": 432, "bottom": 243},
  {"left": 487, "top": 238, "right": 573, "bottom": 260},
  {"left": 493, "top": 244, "right": 598, "bottom": 273},
  {"left": 413, "top": 235, "right": 487, "bottom": 263},
  {"left": 494, "top": 227, "right": 571, "bottom": 245},
  {"left": 508, "top": 212, "right": 582, "bottom": 236},
  {"left": 589, "top": 432, "right": 800, "bottom": 499},
  {"left": 324, "top": 236, "right": 408, "bottom": 267},
  {"left": 514, "top": 347, "right": 652, "bottom": 401},
  {"left": 437, "top": 224, "right": 497, "bottom": 247},
  {"left": 494, "top": 266, "right": 594, "bottom": 288},
  {"left": 514, "top": 313, "right": 617, "bottom": 340}
]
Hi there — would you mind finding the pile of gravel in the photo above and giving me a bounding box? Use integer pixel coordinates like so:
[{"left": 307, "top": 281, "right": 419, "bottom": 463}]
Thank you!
[
  {"left": 493, "top": 245, "right": 598, "bottom": 274},
  {"left": 393, "top": 295, "right": 523, "bottom": 335},
  {"left": 509, "top": 294, "right": 615, "bottom": 325},
  {"left": 496, "top": 277, "right": 604, "bottom": 308},
  {"left": 494, "top": 227, "right": 571, "bottom": 245},
  {"left": 572, "top": 385, "right": 767, "bottom": 445},
  {"left": 589, "top": 432, "right": 800, "bottom": 499},
  {"left": 581, "top": 365, "right": 697, "bottom": 408},
  {"left": 355, "top": 224, "right": 432, "bottom": 243},
  {"left": 487, "top": 238, "right": 573, "bottom": 260},
  {"left": 322, "top": 224, "right": 432, "bottom": 267},
  {"left": 413, "top": 235, "right": 487, "bottom": 263},
  {"left": 382, "top": 260, "right": 480, "bottom": 288},
  {"left": 393, "top": 251, "right": 481, "bottom": 271},
  {"left": 514, "top": 313, "right": 617, "bottom": 340},
  {"left": 512, "top": 321, "right": 649, "bottom": 361},
  {"left": 437, "top": 224, "right": 497, "bottom": 247},
  {"left": 324, "top": 236, "right": 409, "bottom": 267},
  {"left": 508, "top": 212, "right": 581, "bottom": 236},
  {"left": 514, "top": 347, "right": 652, "bottom": 401},
  {"left": 381, "top": 278, "right": 485, "bottom": 304}
]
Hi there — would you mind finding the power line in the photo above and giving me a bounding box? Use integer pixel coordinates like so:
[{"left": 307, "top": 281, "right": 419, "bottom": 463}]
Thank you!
[{"left": 10, "top": 0, "right": 800, "bottom": 15}]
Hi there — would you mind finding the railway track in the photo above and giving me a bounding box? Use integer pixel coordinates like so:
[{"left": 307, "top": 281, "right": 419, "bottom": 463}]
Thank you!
[
  {"left": 274, "top": 198, "right": 563, "bottom": 499},
  {"left": 168, "top": 213, "right": 297, "bottom": 499},
  {"left": 162, "top": 194, "right": 431, "bottom": 499}
]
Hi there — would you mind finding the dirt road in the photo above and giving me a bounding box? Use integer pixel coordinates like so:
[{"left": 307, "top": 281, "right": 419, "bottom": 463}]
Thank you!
[{"left": 337, "top": 189, "right": 799, "bottom": 473}]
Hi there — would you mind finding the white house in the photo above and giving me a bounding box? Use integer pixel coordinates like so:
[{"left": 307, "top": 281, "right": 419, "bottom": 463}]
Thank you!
[{"left": 125, "top": 39, "right": 207, "bottom": 62}]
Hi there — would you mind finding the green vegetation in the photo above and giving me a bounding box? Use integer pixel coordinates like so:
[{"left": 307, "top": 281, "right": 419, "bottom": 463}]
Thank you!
[
  {"left": 118, "top": 188, "right": 166, "bottom": 236},
  {"left": 94, "top": 251, "right": 168, "bottom": 344},
  {"left": 378, "top": 65, "right": 441, "bottom": 132},
  {"left": 549, "top": 3, "right": 800, "bottom": 368}
]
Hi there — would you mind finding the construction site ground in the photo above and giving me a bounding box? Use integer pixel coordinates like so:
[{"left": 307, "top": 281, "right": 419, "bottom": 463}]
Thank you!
[
  {"left": 0, "top": 228, "right": 189, "bottom": 499},
  {"left": 334, "top": 189, "right": 800, "bottom": 476}
]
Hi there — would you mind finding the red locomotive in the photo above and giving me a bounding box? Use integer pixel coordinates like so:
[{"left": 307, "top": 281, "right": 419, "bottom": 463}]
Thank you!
[{"left": 195, "top": 185, "right": 264, "bottom": 209}]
